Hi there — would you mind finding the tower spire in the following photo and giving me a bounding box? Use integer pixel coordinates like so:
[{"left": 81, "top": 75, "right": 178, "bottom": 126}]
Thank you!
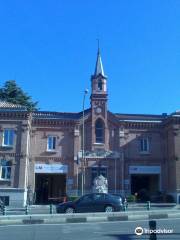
[
  {"left": 94, "top": 40, "right": 105, "bottom": 76},
  {"left": 97, "top": 39, "right": 100, "bottom": 54}
]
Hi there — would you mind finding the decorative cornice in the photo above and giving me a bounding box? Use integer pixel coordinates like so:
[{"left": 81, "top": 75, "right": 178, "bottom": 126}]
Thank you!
[
  {"left": 0, "top": 152, "right": 24, "bottom": 158},
  {"left": 91, "top": 95, "right": 108, "bottom": 101},
  {"left": 121, "top": 121, "right": 163, "bottom": 129},
  {"left": 33, "top": 127, "right": 74, "bottom": 132},
  {"left": 0, "top": 111, "right": 29, "bottom": 119},
  {"left": 32, "top": 119, "right": 75, "bottom": 127},
  {"left": 34, "top": 156, "right": 70, "bottom": 162}
]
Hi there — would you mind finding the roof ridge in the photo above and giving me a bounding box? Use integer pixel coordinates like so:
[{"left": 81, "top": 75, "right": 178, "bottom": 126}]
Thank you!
[{"left": 0, "top": 100, "right": 27, "bottom": 109}]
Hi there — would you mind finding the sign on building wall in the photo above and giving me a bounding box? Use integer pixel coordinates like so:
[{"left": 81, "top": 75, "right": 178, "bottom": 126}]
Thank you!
[
  {"left": 35, "top": 164, "right": 68, "bottom": 174},
  {"left": 129, "top": 166, "right": 161, "bottom": 174}
]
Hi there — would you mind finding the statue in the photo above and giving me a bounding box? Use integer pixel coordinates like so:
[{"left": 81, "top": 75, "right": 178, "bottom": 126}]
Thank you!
[{"left": 93, "top": 175, "right": 108, "bottom": 193}]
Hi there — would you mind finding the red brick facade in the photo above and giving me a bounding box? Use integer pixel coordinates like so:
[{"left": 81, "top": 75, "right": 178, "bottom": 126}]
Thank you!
[{"left": 0, "top": 52, "right": 180, "bottom": 206}]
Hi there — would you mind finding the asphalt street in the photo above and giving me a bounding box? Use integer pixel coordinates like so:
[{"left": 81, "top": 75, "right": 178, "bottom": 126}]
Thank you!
[{"left": 0, "top": 218, "right": 180, "bottom": 240}]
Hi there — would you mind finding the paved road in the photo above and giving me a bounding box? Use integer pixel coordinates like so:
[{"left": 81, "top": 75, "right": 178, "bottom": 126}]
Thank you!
[{"left": 0, "top": 218, "right": 180, "bottom": 240}]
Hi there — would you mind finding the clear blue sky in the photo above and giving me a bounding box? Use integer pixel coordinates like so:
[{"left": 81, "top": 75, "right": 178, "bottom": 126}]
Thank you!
[{"left": 0, "top": 0, "right": 180, "bottom": 114}]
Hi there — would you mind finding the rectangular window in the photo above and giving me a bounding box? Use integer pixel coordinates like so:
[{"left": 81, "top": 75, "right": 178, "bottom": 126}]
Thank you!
[
  {"left": 3, "top": 129, "right": 14, "bottom": 146},
  {"left": 140, "top": 138, "right": 149, "bottom": 153},
  {"left": 0, "top": 161, "right": 11, "bottom": 180},
  {"left": 47, "top": 136, "right": 56, "bottom": 151}
]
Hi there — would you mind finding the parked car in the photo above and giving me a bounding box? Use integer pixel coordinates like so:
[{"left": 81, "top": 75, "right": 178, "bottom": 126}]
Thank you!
[
  {"left": 56, "top": 193, "right": 123, "bottom": 213},
  {"left": 112, "top": 194, "right": 127, "bottom": 203},
  {"left": 112, "top": 194, "right": 128, "bottom": 208}
]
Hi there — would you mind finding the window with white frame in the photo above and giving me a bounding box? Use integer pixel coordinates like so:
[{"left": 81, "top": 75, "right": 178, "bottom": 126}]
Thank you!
[
  {"left": 0, "top": 160, "right": 11, "bottom": 180},
  {"left": 47, "top": 136, "right": 56, "bottom": 151},
  {"left": 140, "top": 138, "right": 149, "bottom": 153},
  {"left": 3, "top": 129, "right": 14, "bottom": 147}
]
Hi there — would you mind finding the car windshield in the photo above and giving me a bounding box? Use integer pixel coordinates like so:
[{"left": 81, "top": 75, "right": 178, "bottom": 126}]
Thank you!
[
  {"left": 112, "top": 194, "right": 122, "bottom": 199},
  {"left": 75, "top": 195, "right": 92, "bottom": 203}
]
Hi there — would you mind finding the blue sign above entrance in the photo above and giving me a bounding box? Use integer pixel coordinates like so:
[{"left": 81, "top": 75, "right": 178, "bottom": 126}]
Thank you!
[{"left": 35, "top": 164, "right": 68, "bottom": 173}]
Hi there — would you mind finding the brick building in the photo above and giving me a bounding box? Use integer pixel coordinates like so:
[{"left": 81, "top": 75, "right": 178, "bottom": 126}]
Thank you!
[{"left": 0, "top": 49, "right": 180, "bottom": 206}]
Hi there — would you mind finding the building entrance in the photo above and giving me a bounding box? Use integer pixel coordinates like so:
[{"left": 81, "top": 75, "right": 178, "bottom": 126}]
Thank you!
[
  {"left": 35, "top": 174, "right": 66, "bottom": 204},
  {"left": 131, "top": 174, "right": 159, "bottom": 199}
]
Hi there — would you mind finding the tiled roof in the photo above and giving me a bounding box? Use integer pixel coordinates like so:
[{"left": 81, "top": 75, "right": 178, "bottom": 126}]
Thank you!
[
  {"left": 33, "top": 108, "right": 91, "bottom": 120},
  {"left": 114, "top": 113, "right": 167, "bottom": 122},
  {"left": 0, "top": 102, "right": 170, "bottom": 123},
  {"left": 0, "top": 101, "right": 27, "bottom": 110}
]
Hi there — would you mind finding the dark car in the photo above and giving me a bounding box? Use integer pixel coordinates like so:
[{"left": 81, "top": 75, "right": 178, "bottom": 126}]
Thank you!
[
  {"left": 112, "top": 194, "right": 128, "bottom": 208},
  {"left": 56, "top": 193, "right": 123, "bottom": 214},
  {"left": 112, "top": 194, "right": 127, "bottom": 203}
]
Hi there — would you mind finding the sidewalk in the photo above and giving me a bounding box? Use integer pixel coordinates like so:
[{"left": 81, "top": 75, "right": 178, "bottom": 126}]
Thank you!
[
  {"left": 1, "top": 203, "right": 178, "bottom": 216},
  {"left": 0, "top": 209, "right": 180, "bottom": 226}
]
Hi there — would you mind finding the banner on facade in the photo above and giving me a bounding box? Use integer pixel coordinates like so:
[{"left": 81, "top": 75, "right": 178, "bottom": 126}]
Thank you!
[
  {"left": 129, "top": 166, "right": 161, "bottom": 174},
  {"left": 35, "top": 164, "right": 68, "bottom": 174},
  {"left": 78, "top": 150, "right": 121, "bottom": 159}
]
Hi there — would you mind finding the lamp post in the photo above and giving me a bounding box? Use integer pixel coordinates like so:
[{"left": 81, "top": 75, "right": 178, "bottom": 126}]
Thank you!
[{"left": 82, "top": 89, "right": 88, "bottom": 196}]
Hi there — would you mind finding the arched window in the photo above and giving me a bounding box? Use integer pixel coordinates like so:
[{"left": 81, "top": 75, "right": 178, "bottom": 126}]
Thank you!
[
  {"left": 98, "top": 80, "right": 103, "bottom": 91},
  {"left": 95, "top": 119, "right": 104, "bottom": 143}
]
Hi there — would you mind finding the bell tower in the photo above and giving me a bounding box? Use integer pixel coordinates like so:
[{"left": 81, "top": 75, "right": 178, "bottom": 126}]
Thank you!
[{"left": 90, "top": 47, "right": 109, "bottom": 150}]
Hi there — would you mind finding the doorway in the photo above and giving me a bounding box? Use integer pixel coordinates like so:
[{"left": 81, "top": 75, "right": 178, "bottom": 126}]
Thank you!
[
  {"left": 35, "top": 174, "right": 66, "bottom": 204},
  {"left": 131, "top": 174, "right": 159, "bottom": 196}
]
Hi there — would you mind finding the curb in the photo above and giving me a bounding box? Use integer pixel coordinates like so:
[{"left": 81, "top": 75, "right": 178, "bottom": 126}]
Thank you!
[{"left": 0, "top": 210, "right": 179, "bottom": 225}]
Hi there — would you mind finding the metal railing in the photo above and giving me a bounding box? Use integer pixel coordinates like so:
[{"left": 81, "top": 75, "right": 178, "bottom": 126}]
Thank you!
[
  {"left": 0, "top": 204, "right": 57, "bottom": 216},
  {"left": 0, "top": 202, "right": 178, "bottom": 215}
]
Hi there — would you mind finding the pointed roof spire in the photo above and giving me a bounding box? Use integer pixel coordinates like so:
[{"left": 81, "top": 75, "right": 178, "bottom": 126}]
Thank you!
[{"left": 94, "top": 40, "right": 105, "bottom": 77}]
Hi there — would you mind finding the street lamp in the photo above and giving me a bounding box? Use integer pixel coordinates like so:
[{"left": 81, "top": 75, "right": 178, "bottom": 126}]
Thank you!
[{"left": 82, "top": 89, "right": 89, "bottom": 196}]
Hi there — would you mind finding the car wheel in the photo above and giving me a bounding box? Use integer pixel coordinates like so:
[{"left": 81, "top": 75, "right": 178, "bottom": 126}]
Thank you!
[
  {"left": 105, "top": 205, "right": 114, "bottom": 213},
  {"left": 65, "top": 207, "right": 75, "bottom": 214}
]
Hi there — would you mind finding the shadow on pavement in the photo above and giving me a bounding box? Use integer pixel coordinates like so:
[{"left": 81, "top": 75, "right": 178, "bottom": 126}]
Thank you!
[
  {"left": 105, "top": 233, "right": 145, "bottom": 240},
  {"left": 105, "top": 220, "right": 180, "bottom": 240},
  {"left": 105, "top": 233, "right": 180, "bottom": 240}
]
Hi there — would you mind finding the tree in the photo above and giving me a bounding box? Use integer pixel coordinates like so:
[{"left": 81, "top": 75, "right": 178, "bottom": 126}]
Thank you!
[{"left": 0, "top": 80, "right": 39, "bottom": 111}]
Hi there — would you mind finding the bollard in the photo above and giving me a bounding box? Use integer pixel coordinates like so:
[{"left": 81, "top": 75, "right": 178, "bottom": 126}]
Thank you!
[
  {"left": 123, "top": 202, "right": 127, "bottom": 211},
  {"left": 147, "top": 201, "right": 151, "bottom": 211},
  {"left": 25, "top": 205, "right": 29, "bottom": 215},
  {"left": 50, "top": 204, "right": 53, "bottom": 214},
  {"left": 2, "top": 205, "right": 6, "bottom": 216},
  {"left": 149, "top": 220, "right": 157, "bottom": 240}
]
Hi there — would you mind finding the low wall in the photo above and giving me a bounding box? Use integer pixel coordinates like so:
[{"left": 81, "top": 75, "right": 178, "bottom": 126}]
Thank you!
[{"left": 0, "top": 188, "right": 27, "bottom": 207}]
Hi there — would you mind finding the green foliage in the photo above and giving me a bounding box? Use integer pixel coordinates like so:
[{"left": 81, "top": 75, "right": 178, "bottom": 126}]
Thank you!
[
  {"left": 127, "top": 195, "right": 136, "bottom": 202},
  {"left": 68, "top": 196, "right": 79, "bottom": 202},
  {"left": 0, "top": 80, "right": 38, "bottom": 111}
]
